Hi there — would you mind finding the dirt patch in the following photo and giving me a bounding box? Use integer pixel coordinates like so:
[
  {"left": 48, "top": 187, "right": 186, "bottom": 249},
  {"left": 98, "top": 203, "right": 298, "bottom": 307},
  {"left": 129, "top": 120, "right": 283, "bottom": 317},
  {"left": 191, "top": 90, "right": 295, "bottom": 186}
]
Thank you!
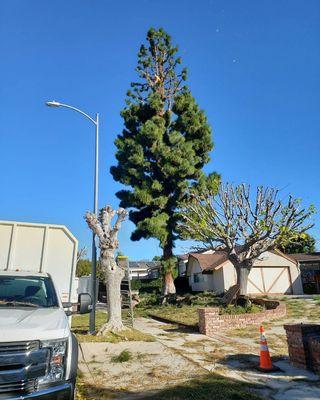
[{"left": 78, "top": 341, "right": 205, "bottom": 395}]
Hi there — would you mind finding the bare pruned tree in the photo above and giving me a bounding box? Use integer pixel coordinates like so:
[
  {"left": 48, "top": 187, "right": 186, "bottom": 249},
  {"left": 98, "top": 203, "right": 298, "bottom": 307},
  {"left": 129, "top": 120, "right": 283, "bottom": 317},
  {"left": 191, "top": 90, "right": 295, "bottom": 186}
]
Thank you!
[
  {"left": 85, "top": 205, "right": 128, "bottom": 334},
  {"left": 76, "top": 246, "right": 87, "bottom": 263},
  {"left": 180, "top": 183, "right": 315, "bottom": 295}
]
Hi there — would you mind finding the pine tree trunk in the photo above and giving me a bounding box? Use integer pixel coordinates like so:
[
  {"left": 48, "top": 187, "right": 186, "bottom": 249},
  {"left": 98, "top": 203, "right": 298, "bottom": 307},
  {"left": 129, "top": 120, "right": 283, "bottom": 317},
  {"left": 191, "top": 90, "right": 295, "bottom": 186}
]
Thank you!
[
  {"left": 162, "top": 243, "right": 176, "bottom": 296},
  {"left": 235, "top": 265, "right": 251, "bottom": 296},
  {"left": 163, "top": 271, "right": 176, "bottom": 296}
]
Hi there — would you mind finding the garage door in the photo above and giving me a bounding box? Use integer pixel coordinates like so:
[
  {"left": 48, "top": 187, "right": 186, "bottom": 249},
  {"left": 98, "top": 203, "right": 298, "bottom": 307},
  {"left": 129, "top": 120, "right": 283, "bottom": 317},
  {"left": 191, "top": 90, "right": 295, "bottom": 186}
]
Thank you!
[{"left": 247, "top": 267, "right": 292, "bottom": 295}]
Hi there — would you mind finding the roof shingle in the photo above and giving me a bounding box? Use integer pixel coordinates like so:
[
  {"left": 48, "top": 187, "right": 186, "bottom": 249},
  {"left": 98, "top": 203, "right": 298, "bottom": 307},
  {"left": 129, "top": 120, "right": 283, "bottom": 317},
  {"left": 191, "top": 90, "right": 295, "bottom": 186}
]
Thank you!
[
  {"left": 189, "top": 251, "right": 228, "bottom": 271},
  {"left": 287, "top": 253, "right": 320, "bottom": 262}
]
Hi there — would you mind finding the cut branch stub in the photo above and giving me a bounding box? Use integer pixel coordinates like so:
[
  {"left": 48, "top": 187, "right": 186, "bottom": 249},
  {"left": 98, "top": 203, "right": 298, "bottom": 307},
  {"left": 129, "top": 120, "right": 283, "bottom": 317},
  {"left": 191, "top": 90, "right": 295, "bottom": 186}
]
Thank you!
[{"left": 85, "top": 206, "right": 128, "bottom": 251}]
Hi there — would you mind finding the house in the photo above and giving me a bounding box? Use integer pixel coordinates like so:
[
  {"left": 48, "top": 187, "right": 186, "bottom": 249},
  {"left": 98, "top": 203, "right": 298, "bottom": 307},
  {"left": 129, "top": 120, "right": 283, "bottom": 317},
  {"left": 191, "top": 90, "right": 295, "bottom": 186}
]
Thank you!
[
  {"left": 129, "top": 261, "right": 161, "bottom": 280},
  {"left": 177, "top": 254, "right": 189, "bottom": 277},
  {"left": 177, "top": 249, "right": 213, "bottom": 277},
  {"left": 287, "top": 253, "right": 320, "bottom": 294},
  {"left": 186, "top": 249, "right": 303, "bottom": 295}
]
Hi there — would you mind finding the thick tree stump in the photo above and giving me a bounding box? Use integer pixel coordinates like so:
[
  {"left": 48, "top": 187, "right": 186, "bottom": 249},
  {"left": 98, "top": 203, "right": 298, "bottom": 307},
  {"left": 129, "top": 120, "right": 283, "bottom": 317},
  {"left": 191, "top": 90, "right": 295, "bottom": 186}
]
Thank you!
[{"left": 85, "top": 205, "right": 128, "bottom": 334}]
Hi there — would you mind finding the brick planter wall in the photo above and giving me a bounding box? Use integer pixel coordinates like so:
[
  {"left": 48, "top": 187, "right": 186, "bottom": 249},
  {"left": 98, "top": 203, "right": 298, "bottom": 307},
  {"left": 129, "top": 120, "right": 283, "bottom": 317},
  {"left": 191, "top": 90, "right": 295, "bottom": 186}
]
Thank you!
[
  {"left": 198, "top": 301, "right": 286, "bottom": 336},
  {"left": 309, "top": 336, "right": 320, "bottom": 374},
  {"left": 284, "top": 324, "right": 320, "bottom": 370}
]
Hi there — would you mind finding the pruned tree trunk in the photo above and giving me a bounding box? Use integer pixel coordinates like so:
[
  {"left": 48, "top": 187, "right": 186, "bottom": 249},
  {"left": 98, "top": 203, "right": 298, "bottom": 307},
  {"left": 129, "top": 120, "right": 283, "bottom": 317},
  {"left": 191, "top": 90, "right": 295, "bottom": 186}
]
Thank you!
[
  {"left": 100, "top": 252, "right": 125, "bottom": 334},
  {"left": 235, "top": 265, "right": 251, "bottom": 296},
  {"left": 85, "top": 205, "right": 128, "bottom": 335}
]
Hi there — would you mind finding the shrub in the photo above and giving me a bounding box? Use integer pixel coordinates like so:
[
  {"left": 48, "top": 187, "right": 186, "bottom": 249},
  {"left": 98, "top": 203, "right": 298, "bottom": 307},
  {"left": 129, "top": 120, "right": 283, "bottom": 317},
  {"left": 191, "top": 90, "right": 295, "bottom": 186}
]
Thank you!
[
  {"left": 174, "top": 276, "right": 190, "bottom": 293},
  {"left": 131, "top": 278, "right": 162, "bottom": 294},
  {"left": 136, "top": 293, "right": 159, "bottom": 307},
  {"left": 179, "top": 292, "right": 219, "bottom": 307},
  {"left": 131, "top": 279, "right": 142, "bottom": 291},
  {"left": 219, "top": 304, "right": 264, "bottom": 315}
]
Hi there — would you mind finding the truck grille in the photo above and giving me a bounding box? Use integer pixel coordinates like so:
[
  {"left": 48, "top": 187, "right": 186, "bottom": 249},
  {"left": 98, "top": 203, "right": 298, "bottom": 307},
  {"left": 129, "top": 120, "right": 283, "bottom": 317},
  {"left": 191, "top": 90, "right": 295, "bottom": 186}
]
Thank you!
[
  {"left": 0, "top": 341, "right": 49, "bottom": 397},
  {"left": 0, "top": 341, "right": 39, "bottom": 354},
  {"left": 0, "top": 379, "right": 36, "bottom": 394}
]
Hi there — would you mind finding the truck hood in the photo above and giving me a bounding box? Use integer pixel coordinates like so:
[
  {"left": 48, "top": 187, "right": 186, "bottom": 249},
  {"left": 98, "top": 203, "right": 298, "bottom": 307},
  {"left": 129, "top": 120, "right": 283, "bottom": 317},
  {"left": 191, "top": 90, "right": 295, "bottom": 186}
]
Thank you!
[{"left": 0, "top": 307, "right": 70, "bottom": 342}]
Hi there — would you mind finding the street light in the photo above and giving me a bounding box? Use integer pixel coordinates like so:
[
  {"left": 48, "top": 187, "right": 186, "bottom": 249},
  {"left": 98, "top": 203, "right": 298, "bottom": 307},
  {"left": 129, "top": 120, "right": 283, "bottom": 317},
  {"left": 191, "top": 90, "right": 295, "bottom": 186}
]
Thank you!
[{"left": 46, "top": 100, "right": 99, "bottom": 334}]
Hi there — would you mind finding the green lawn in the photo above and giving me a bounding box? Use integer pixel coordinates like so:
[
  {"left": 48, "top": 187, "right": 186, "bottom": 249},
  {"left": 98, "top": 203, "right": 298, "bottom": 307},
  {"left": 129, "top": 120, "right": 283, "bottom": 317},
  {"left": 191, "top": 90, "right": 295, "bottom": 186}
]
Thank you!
[
  {"left": 72, "top": 311, "right": 106, "bottom": 334},
  {"left": 134, "top": 291, "right": 222, "bottom": 328},
  {"left": 136, "top": 300, "right": 264, "bottom": 329},
  {"left": 72, "top": 311, "right": 155, "bottom": 342},
  {"left": 143, "top": 305, "right": 199, "bottom": 328},
  {"left": 285, "top": 297, "right": 320, "bottom": 320}
]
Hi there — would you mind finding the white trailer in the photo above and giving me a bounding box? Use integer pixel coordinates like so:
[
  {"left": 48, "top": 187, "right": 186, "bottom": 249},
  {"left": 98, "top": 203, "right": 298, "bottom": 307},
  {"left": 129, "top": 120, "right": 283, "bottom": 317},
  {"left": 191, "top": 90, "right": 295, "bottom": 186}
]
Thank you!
[{"left": 0, "top": 220, "right": 78, "bottom": 303}]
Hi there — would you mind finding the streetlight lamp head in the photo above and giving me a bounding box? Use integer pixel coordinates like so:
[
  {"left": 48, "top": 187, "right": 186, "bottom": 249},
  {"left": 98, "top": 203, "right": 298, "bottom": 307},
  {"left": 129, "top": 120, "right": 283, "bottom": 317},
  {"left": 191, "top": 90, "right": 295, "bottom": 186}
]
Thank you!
[{"left": 46, "top": 100, "right": 61, "bottom": 107}]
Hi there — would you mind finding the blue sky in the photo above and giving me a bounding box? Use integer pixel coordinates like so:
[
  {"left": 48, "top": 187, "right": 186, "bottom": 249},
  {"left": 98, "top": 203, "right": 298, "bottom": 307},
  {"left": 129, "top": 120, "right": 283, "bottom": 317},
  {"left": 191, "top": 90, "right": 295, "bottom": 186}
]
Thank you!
[{"left": 1, "top": 0, "right": 319, "bottom": 259}]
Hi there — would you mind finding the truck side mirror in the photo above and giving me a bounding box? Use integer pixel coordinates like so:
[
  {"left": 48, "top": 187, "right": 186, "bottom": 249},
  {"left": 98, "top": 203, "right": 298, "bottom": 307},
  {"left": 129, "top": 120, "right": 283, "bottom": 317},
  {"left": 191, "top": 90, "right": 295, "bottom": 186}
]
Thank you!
[
  {"left": 77, "top": 293, "right": 92, "bottom": 314},
  {"left": 62, "top": 302, "right": 73, "bottom": 316}
]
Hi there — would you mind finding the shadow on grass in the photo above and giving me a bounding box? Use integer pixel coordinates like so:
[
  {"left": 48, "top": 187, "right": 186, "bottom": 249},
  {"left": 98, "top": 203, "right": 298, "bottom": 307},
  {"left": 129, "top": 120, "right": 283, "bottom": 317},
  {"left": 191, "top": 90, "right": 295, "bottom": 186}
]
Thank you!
[
  {"left": 73, "top": 328, "right": 89, "bottom": 335},
  {"left": 78, "top": 373, "right": 264, "bottom": 400},
  {"left": 148, "top": 314, "right": 199, "bottom": 332}
]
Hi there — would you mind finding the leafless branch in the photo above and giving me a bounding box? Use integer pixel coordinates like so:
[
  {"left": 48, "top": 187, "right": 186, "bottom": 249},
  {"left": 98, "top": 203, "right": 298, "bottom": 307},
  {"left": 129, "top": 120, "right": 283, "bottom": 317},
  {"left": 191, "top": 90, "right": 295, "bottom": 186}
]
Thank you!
[
  {"left": 76, "top": 246, "right": 87, "bottom": 263},
  {"left": 180, "top": 183, "right": 315, "bottom": 266}
]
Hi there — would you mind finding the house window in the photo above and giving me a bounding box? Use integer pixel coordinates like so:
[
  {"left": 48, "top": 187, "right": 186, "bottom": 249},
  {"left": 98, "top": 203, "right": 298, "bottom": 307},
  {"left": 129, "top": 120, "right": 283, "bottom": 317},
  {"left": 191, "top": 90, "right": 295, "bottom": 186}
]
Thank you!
[{"left": 194, "top": 273, "right": 204, "bottom": 283}]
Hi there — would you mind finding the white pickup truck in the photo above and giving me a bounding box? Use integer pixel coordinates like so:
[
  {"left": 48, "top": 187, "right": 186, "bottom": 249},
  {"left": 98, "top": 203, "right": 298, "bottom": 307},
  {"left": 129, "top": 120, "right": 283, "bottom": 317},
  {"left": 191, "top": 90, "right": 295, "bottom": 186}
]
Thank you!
[{"left": 0, "top": 221, "right": 92, "bottom": 400}]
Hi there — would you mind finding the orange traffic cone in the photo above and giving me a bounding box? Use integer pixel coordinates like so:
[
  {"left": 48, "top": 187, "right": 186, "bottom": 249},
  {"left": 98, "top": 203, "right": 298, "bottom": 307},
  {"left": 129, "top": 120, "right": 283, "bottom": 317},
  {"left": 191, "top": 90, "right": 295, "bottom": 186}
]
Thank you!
[{"left": 258, "top": 325, "right": 280, "bottom": 372}]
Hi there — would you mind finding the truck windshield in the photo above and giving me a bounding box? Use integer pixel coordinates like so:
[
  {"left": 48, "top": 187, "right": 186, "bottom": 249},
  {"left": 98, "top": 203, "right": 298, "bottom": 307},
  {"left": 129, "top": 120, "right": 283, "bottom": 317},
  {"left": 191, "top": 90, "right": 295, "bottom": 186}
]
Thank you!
[{"left": 0, "top": 276, "right": 59, "bottom": 308}]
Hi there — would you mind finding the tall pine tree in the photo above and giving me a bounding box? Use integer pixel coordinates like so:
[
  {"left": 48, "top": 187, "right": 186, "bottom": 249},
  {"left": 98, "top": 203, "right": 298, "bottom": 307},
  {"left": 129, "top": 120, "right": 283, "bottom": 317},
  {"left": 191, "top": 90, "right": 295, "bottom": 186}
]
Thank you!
[{"left": 111, "top": 28, "right": 217, "bottom": 294}]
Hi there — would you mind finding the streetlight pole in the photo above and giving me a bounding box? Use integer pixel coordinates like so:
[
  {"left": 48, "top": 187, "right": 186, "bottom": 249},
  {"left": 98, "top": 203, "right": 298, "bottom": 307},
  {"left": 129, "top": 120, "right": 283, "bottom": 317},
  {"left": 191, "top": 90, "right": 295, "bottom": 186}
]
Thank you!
[{"left": 46, "top": 100, "right": 99, "bottom": 334}]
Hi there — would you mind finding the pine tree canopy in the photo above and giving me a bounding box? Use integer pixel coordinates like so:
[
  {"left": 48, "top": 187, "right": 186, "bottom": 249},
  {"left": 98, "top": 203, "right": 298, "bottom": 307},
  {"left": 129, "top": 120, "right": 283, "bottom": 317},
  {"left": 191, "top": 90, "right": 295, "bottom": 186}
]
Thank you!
[{"left": 111, "top": 27, "right": 218, "bottom": 256}]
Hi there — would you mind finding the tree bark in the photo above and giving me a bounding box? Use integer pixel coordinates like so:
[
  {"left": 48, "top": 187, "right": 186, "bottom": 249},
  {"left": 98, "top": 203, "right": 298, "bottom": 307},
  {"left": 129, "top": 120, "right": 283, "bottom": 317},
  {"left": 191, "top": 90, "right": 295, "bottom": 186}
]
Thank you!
[
  {"left": 85, "top": 206, "right": 128, "bottom": 335},
  {"left": 161, "top": 243, "right": 176, "bottom": 296},
  {"left": 235, "top": 265, "right": 251, "bottom": 296},
  {"left": 98, "top": 254, "right": 125, "bottom": 335},
  {"left": 163, "top": 271, "right": 176, "bottom": 296}
]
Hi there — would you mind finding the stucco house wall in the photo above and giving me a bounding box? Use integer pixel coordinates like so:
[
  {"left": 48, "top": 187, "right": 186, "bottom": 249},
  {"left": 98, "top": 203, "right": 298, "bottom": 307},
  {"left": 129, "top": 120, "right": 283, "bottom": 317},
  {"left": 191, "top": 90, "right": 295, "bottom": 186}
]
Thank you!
[
  {"left": 188, "top": 258, "right": 214, "bottom": 291},
  {"left": 187, "top": 250, "right": 303, "bottom": 295},
  {"left": 212, "top": 268, "right": 224, "bottom": 293},
  {"left": 222, "top": 262, "right": 237, "bottom": 292}
]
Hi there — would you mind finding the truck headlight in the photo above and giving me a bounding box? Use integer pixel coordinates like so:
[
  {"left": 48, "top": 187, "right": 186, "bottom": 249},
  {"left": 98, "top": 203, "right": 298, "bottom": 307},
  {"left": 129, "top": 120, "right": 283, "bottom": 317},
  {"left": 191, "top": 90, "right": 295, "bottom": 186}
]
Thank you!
[{"left": 38, "top": 339, "right": 68, "bottom": 385}]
